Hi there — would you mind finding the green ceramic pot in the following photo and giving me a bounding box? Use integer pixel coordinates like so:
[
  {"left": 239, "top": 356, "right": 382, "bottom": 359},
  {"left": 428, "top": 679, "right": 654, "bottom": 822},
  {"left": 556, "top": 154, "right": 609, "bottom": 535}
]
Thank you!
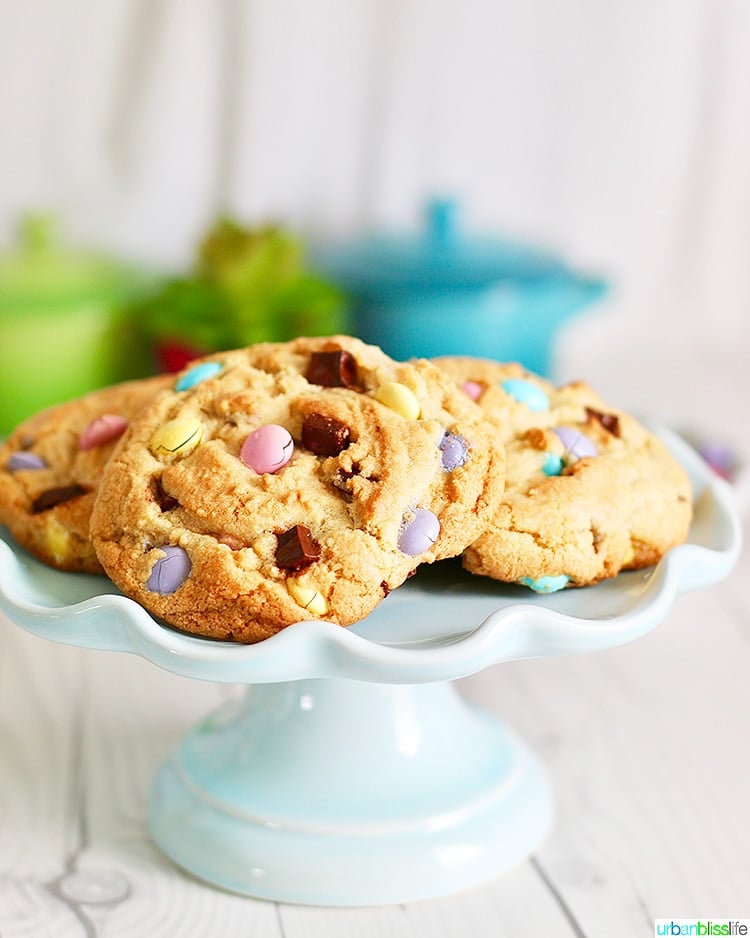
[{"left": 0, "top": 217, "right": 152, "bottom": 435}]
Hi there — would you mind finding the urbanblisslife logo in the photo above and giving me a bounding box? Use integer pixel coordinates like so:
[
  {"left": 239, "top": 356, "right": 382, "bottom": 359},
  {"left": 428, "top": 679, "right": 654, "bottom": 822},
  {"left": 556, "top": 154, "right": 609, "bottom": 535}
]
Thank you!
[{"left": 655, "top": 922, "right": 749, "bottom": 936}]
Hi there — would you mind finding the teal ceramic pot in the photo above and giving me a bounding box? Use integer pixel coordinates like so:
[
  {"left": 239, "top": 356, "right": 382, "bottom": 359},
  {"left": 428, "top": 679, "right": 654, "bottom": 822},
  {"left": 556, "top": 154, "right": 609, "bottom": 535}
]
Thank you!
[{"left": 313, "top": 199, "right": 607, "bottom": 376}]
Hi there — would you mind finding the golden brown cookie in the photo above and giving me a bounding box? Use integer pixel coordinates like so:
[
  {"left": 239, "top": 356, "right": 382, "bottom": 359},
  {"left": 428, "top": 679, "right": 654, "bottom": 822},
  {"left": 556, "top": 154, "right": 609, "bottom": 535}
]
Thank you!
[
  {"left": 0, "top": 376, "right": 171, "bottom": 572},
  {"left": 90, "top": 337, "right": 505, "bottom": 642},
  {"left": 433, "top": 358, "right": 693, "bottom": 591}
]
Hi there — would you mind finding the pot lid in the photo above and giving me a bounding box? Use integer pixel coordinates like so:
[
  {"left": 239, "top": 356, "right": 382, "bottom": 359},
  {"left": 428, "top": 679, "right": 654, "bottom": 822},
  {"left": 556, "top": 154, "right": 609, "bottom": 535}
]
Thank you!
[
  {"left": 0, "top": 215, "right": 143, "bottom": 312},
  {"left": 313, "top": 198, "right": 567, "bottom": 290}
]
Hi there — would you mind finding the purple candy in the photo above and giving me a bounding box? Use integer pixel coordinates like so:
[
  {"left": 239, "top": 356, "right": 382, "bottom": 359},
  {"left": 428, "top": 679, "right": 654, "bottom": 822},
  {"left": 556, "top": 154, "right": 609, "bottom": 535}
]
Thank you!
[
  {"left": 439, "top": 432, "right": 470, "bottom": 471},
  {"left": 146, "top": 545, "right": 191, "bottom": 594},
  {"left": 7, "top": 452, "right": 47, "bottom": 471},
  {"left": 554, "top": 427, "right": 598, "bottom": 461},
  {"left": 398, "top": 508, "right": 440, "bottom": 556}
]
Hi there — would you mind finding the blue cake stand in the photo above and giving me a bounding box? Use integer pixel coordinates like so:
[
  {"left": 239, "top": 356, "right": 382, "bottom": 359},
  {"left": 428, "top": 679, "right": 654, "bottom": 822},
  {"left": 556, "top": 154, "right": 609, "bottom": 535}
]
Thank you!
[{"left": 0, "top": 429, "right": 740, "bottom": 906}]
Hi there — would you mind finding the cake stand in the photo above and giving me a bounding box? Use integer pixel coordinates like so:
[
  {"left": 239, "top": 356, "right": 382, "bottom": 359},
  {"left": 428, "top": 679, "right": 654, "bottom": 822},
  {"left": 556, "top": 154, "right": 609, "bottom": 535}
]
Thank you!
[{"left": 0, "top": 428, "right": 741, "bottom": 906}]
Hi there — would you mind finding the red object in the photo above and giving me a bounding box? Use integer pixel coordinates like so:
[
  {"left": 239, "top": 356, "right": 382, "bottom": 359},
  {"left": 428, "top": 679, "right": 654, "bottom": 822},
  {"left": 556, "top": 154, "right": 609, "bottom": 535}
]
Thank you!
[{"left": 156, "top": 340, "right": 206, "bottom": 374}]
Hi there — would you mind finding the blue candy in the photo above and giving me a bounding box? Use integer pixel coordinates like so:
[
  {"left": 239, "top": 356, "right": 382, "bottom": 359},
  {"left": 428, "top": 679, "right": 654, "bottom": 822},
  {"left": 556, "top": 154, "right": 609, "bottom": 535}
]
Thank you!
[
  {"left": 175, "top": 361, "right": 223, "bottom": 391},
  {"left": 501, "top": 378, "right": 550, "bottom": 412},
  {"left": 520, "top": 574, "right": 570, "bottom": 594},
  {"left": 542, "top": 453, "right": 563, "bottom": 476}
]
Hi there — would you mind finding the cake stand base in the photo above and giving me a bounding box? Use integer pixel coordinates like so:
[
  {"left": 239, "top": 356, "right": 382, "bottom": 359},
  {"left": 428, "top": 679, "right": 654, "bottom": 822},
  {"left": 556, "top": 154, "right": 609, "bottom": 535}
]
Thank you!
[{"left": 148, "top": 677, "right": 553, "bottom": 906}]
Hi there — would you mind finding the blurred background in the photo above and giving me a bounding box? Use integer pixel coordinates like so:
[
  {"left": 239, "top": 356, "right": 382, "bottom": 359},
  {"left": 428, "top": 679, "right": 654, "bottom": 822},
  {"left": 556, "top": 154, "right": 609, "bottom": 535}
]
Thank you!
[{"left": 1, "top": 0, "right": 748, "bottom": 461}]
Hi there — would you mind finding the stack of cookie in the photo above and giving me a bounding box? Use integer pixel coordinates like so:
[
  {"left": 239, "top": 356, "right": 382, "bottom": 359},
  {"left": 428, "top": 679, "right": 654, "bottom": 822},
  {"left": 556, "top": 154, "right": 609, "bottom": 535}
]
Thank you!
[{"left": 0, "top": 336, "right": 692, "bottom": 643}]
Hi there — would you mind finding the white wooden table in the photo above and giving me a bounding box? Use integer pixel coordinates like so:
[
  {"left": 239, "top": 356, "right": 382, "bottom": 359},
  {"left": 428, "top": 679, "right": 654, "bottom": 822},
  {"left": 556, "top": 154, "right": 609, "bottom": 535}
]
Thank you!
[{"left": 1, "top": 341, "right": 748, "bottom": 937}]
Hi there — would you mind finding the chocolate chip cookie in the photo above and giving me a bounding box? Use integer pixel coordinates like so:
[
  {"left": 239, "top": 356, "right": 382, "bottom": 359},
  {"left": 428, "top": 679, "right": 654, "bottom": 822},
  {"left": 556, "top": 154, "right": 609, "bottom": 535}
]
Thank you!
[
  {"left": 0, "top": 376, "right": 171, "bottom": 572},
  {"left": 434, "top": 357, "right": 693, "bottom": 591},
  {"left": 90, "top": 337, "right": 505, "bottom": 642}
]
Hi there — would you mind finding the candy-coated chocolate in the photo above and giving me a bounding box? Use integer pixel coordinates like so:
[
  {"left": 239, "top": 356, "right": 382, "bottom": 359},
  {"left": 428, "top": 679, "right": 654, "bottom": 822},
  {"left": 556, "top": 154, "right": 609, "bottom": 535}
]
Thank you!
[
  {"left": 461, "top": 380, "right": 483, "bottom": 401},
  {"left": 374, "top": 382, "right": 420, "bottom": 420},
  {"left": 146, "top": 545, "right": 191, "bottom": 594},
  {"left": 175, "top": 361, "right": 223, "bottom": 391},
  {"left": 150, "top": 417, "right": 203, "bottom": 458},
  {"left": 240, "top": 424, "right": 294, "bottom": 474},
  {"left": 398, "top": 507, "right": 440, "bottom": 555},
  {"left": 7, "top": 452, "right": 47, "bottom": 471},
  {"left": 79, "top": 414, "right": 129, "bottom": 451},
  {"left": 554, "top": 426, "right": 598, "bottom": 461},
  {"left": 439, "top": 432, "right": 469, "bottom": 471},
  {"left": 286, "top": 579, "right": 328, "bottom": 615},
  {"left": 542, "top": 453, "right": 563, "bottom": 476},
  {"left": 520, "top": 574, "right": 570, "bottom": 593},
  {"left": 501, "top": 378, "right": 550, "bottom": 412}
]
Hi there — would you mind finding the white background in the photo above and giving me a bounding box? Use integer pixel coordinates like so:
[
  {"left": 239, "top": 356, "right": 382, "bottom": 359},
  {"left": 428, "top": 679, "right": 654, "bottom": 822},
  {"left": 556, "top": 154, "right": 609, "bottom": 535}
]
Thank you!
[{"left": 1, "top": 0, "right": 748, "bottom": 436}]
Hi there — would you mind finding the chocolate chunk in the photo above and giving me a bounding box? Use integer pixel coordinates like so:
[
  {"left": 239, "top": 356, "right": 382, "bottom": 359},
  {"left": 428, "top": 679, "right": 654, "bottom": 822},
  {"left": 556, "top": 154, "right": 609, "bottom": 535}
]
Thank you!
[
  {"left": 305, "top": 350, "right": 358, "bottom": 388},
  {"left": 151, "top": 475, "right": 179, "bottom": 511},
  {"left": 523, "top": 428, "right": 548, "bottom": 450},
  {"left": 585, "top": 407, "right": 621, "bottom": 437},
  {"left": 302, "top": 413, "right": 351, "bottom": 456},
  {"left": 31, "top": 484, "right": 87, "bottom": 513},
  {"left": 330, "top": 472, "right": 354, "bottom": 501},
  {"left": 380, "top": 580, "right": 392, "bottom": 596},
  {"left": 276, "top": 525, "right": 321, "bottom": 570}
]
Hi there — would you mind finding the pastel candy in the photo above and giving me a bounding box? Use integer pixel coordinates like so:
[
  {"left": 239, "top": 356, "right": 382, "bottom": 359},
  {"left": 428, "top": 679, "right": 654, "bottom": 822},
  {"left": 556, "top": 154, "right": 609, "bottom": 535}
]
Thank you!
[
  {"left": 501, "top": 378, "right": 550, "bottom": 412},
  {"left": 439, "top": 432, "right": 469, "bottom": 471},
  {"left": 240, "top": 424, "right": 294, "bottom": 474},
  {"left": 175, "top": 361, "right": 223, "bottom": 391},
  {"left": 286, "top": 579, "right": 328, "bottom": 616},
  {"left": 7, "top": 452, "right": 47, "bottom": 471},
  {"left": 554, "top": 427, "right": 598, "bottom": 460},
  {"left": 520, "top": 574, "right": 570, "bottom": 593},
  {"left": 150, "top": 416, "right": 203, "bottom": 457},
  {"left": 146, "top": 545, "right": 191, "bottom": 594},
  {"left": 79, "top": 414, "right": 129, "bottom": 451},
  {"left": 398, "top": 507, "right": 440, "bottom": 556},
  {"left": 542, "top": 453, "right": 563, "bottom": 476},
  {"left": 461, "top": 380, "right": 483, "bottom": 401},
  {"left": 374, "top": 382, "right": 420, "bottom": 420}
]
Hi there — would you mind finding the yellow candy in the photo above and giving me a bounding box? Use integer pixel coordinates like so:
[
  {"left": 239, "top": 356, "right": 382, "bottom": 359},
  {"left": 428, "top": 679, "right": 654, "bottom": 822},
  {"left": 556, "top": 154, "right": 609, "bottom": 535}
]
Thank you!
[
  {"left": 622, "top": 545, "right": 636, "bottom": 566},
  {"left": 45, "top": 518, "right": 70, "bottom": 564},
  {"left": 150, "top": 416, "right": 203, "bottom": 458},
  {"left": 287, "top": 579, "right": 328, "bottom": 616},
  {"left": 374, "top": 382, "right": 420, "bottom": 420}
]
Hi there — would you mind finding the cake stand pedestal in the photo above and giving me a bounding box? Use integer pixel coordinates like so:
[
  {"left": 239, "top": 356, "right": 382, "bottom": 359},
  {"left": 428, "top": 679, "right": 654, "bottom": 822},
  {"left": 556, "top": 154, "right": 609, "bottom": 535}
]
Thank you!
[
  {"left": 149, "top": 678, "right": 551, "bottom": 905},
  {"left": 0, "top": 429, "right": 740, "bottom": 906}
]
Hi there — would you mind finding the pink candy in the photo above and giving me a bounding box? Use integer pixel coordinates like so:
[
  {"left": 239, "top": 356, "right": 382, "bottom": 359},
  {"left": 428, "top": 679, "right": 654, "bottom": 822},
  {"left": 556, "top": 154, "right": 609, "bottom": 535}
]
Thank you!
[
  {"left": 240, "top": 424, "right": 294, "bottom": 474},
  {"left": 79, "top": 414, "right": 129, "bottom": 451},
  {"left": 461, "top": 381, "right": 483, "bottom": 401}
]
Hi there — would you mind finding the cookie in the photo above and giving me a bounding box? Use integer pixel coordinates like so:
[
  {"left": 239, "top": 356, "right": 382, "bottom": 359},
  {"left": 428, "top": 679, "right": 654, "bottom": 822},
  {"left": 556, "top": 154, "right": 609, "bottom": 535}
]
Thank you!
[
  {"left": 433, "top": 357, "right": 693, "bottom": 591},
  {"left": 0, "top": 376, "right": 172, "bottom": 572},
  {"left": 90, "top": 336, "right": 505, "bottom": 642}
]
